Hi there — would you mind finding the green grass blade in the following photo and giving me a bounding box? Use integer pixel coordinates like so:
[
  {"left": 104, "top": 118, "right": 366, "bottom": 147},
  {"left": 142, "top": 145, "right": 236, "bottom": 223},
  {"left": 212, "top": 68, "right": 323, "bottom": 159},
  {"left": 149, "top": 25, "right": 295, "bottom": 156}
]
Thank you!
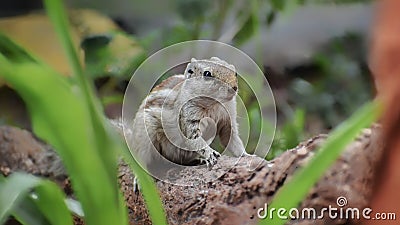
[
  {"left": 0, "top": 173, "right": 40, "bottom": 224},
  {"left": 259, "top": 101, "right": 381, "bottom": 225},
  {"left": 0, "top": 46, "right": 125, "bottom": 224},
  {"left": 34, "top": 180, "right": 74, "bottom": 225},
  {"left": 0, "top": 173, "right": 73, "bottom": 225},
  {"left": 42, "top": 0, "right": 118, "bottom": 191},
  {"left": 42, "top": 0, "right": 83, "bottom": 81},
  {"left": 12, "top": 197, "right": 52, "bottom": 225},
  {"left": 45, "top": 0, "right": 166, "bottom": 221},
  {"left": 42, "top": 0, "right": 167, "bottom": 223},
  {"left": 0, "top": 19, "right": 166, "bottom": 225},
  {"left": 64, "top": 198, "right": 84, "bottom": 217}
]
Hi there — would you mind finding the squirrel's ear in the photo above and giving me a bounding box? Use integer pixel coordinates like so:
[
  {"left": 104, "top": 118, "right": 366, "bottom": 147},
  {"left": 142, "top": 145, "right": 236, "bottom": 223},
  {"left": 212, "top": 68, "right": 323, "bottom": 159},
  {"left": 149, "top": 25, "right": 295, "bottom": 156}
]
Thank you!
[
  {"left": 185, "top": 70, "right": 191, "bottom": 78},
  {"left": 210, "top": 57, "right": 221, "bottom": 61},
  {"left": 185, "top": 66, "right": 192, "bottom": 78},
  {"left": 191, "top": 58, "right": 197, "bottom": 63}
]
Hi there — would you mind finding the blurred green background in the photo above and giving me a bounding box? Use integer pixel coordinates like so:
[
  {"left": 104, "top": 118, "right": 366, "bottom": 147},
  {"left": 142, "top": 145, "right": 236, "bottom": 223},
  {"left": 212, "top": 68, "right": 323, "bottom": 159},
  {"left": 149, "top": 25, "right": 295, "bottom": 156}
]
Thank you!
[{"left": 0, "top": 0, "right": 375, "bottom": 158}]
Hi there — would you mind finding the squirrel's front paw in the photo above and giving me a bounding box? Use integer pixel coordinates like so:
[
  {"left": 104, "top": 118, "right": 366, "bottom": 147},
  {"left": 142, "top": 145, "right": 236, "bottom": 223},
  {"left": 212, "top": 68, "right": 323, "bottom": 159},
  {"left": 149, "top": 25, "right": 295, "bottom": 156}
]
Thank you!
[{"left": 198, "top": 147, "right": 221, "bottom": 169}]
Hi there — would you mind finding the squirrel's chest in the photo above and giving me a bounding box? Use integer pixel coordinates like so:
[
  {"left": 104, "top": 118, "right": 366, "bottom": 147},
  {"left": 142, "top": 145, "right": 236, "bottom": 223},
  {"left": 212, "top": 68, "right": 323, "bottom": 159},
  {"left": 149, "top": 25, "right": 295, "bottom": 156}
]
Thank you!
[{"left": 184, "top": 102, "right": 229, "bottom": 121}]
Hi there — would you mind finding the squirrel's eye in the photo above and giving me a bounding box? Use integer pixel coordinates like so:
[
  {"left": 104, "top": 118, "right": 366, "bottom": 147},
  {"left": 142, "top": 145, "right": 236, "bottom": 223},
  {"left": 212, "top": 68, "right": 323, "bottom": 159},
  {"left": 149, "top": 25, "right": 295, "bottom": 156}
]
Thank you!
[
  {"left": 188, "top": 69, "right": 194, "bottom": 74},
  {"left": 235, "top": 72, "right": 238, "bottom": 77},
  {"left": 203, "top": 71, "right": 212, "bottom": 77}
]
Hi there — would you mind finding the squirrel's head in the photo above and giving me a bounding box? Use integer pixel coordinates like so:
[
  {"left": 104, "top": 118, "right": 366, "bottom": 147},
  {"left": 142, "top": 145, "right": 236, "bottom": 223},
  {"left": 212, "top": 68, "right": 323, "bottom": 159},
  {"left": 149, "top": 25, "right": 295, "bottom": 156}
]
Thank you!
[{"left": 183, "top": 57, "right": 238, "bottom": 102}]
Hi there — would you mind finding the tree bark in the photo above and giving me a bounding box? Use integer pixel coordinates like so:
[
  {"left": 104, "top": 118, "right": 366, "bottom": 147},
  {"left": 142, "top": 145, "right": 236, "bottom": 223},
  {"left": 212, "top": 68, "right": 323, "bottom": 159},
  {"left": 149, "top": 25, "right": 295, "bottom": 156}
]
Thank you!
[{"left": 0, "top": 125, "right": 384, "bottom": 225}]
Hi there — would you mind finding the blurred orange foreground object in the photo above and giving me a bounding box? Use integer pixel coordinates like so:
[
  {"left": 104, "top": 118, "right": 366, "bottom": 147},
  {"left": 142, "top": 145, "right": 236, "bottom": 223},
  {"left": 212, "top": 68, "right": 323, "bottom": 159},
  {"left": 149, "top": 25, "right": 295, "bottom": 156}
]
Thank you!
[{"left": 366, "top": 0, "right": 400, "bottom": 224}]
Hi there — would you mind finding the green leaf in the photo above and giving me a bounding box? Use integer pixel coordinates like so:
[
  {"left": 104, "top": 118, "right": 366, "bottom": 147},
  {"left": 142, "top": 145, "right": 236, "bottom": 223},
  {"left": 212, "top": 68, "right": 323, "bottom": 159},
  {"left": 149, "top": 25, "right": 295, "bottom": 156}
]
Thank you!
[
  {"left": 281, "top": 108, "right": 305, "bottom": 149},
  {"left": 0, "top": 35, "right": 36, "bottom": 63},
  {"left": 42, "top": 0, "right": 166, "bottom": 223},
  {"left": 176, "top": 0, "right": 211, "bottom": 21},
  {"left": 81, "top": 33, "right": 145, "bottom": 78},
  {"left": 64, "top": 198, "right": 84, "bottom": 217},
  {"left": 0, "top": 173, "right": 40, "bottom": 224},
  {"left": 271, "top": 0, "right": 286, "bottom": 11},
  {"left": 34, "top": 181, "right": 74, "bottom": 225},
  {"left": 80, "top": 34, "right": 113, "bottom": 78},
  {"left": 233, "top": 13, "right": 259, "bottom": 46},
  {"left": 0, "top": 173, "right": 73, "bottom": 225},
  {"left": 0, "top": 1, "right": 167, "bottom": 223},
  {"left": 259, "top": 101, "right": 381, "bottom": 225},
  {"left": 13, "top": 197, "right": 52, "bottom": 225},
  {"left": 0, "top": 33, "right": 126, "bottom": 225}
]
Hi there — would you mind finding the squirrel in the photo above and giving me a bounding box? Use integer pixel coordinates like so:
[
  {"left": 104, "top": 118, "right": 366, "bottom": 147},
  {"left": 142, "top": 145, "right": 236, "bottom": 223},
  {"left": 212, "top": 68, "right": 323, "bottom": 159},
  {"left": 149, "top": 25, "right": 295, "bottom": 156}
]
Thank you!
[{"left": 130, "top": 57, "right": 247, "bottom": 176}]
